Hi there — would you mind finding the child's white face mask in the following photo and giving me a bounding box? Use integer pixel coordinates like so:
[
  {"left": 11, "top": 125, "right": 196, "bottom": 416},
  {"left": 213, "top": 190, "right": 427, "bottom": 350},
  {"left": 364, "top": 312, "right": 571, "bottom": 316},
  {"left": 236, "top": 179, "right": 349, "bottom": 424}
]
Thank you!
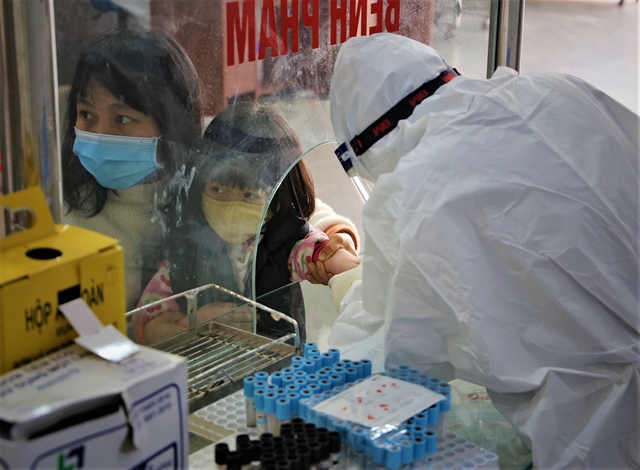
[{"left": 201, "top": 193, "right": 265, "bottom": 244}]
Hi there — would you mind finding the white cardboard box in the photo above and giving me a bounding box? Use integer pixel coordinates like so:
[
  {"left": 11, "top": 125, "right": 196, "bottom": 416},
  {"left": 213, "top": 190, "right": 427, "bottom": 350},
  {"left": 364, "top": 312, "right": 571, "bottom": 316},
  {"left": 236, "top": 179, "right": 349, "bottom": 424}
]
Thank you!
[{"left": 0, "top": 343, "right": 188, "bottom": 469}]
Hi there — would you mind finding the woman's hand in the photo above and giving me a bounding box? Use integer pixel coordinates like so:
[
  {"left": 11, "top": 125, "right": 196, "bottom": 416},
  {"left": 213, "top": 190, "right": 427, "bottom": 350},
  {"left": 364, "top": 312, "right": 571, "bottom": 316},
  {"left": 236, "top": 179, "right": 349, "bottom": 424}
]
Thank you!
[{"left": 306, "top": 232, "right": 358, "bottom": 285}]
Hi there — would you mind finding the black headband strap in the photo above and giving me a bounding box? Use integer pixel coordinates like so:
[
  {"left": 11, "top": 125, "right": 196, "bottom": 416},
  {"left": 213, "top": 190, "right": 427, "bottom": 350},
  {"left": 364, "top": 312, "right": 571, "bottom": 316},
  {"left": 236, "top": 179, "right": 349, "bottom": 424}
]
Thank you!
[{"left": 349, "top": 69, "right": 457, "bottom": 157}]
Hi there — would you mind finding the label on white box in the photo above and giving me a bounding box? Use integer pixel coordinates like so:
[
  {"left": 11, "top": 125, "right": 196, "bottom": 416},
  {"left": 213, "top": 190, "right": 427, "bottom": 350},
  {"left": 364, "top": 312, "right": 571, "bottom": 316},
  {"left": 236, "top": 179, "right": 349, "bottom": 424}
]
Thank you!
[
  {"left": 59, "top": 298, "right": 140, "bottom": 362},
  {"left": 312, "top": 374, "right": 444, "bottom": 429}
]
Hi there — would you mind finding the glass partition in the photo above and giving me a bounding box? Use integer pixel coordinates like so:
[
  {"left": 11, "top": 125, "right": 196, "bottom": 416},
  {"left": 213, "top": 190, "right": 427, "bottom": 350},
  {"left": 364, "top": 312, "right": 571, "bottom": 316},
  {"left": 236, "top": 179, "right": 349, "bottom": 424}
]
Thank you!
[{"left": 53, "top": 0, "right": 493, "bottom": 345}]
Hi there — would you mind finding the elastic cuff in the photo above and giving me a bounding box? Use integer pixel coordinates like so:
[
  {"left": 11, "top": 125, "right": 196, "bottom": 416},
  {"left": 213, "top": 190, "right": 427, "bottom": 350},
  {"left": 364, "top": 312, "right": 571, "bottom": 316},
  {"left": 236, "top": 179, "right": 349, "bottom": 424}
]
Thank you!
[
  {"left": 312, "top": 240, "right": 330, "bottom": 262},
  {"left": 323, "top": 223, "right": 360, "bottom": 251},
  {"left": 134, "top": 321, "right": 147, "bottom": 346}
]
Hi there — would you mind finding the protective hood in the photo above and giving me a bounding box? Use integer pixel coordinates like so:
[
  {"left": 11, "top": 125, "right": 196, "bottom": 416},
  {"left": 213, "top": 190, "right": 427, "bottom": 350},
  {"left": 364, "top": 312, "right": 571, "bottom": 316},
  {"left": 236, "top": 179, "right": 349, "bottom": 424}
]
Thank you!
[
  {"left": 330, "top": 33, "right": 452, "bottom": 182},
  {"left": 328, "top": 34, "right": 640, "bottom": 469}
]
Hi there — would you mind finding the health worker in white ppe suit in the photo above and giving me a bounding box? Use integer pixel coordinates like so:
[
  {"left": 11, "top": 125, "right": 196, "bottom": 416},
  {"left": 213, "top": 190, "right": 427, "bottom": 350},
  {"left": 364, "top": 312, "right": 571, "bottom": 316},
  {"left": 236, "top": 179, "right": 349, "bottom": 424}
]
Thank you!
[{"left": 325, "top": 33, "right": 639, "bottom": 469}]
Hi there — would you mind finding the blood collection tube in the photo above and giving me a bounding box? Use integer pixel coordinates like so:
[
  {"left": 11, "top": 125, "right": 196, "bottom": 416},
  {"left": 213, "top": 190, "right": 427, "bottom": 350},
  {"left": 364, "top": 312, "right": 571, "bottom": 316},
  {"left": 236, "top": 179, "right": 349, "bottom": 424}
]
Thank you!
[
  {"left": 243, "top": 376, "right": 256, "bottom": 427},
  {"left": 215, "top": 442, "right": 229, "bottom": 470},
  {"left": 255, "top": 389, "right": 267, "bottom": 434}
]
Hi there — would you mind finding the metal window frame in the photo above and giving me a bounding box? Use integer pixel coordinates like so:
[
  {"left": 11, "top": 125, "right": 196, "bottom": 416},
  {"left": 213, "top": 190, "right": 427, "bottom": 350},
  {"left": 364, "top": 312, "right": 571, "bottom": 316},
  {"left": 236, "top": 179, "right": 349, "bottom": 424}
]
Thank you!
[{"left": 487, "top": 0, "right": 526, "bottom": 77}]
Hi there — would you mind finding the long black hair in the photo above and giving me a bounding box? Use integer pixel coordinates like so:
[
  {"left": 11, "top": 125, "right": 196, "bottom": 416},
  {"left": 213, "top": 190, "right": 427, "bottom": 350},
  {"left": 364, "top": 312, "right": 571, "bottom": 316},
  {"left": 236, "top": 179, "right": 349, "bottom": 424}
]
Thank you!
[
  {"left": 62, "top": 28, "right": 203, "bottom": 216},
  {"left": 197, "top": 100, "right": 315, "bottom": 226}
]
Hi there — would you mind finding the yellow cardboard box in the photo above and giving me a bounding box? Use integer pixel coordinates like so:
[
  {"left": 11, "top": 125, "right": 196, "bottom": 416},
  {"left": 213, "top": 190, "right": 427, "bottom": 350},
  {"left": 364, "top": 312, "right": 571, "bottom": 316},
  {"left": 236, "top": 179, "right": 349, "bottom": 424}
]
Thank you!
[{"left": 0, "top": 187, "right": 125, "bottom": 373}]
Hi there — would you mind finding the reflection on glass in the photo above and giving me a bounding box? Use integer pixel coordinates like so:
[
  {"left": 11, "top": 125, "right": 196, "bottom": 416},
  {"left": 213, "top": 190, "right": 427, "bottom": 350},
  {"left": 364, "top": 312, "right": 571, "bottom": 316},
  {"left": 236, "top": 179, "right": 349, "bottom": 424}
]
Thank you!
[{"left": 55, "top": 0, "right": 490, "bottom": 344}]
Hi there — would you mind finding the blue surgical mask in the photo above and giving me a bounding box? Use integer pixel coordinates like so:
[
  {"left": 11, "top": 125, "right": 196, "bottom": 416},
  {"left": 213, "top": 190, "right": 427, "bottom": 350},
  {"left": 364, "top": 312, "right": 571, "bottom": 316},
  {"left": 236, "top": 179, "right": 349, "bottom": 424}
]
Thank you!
[{"left": 73, "top": 127, "right": 163, "bottom": 190}]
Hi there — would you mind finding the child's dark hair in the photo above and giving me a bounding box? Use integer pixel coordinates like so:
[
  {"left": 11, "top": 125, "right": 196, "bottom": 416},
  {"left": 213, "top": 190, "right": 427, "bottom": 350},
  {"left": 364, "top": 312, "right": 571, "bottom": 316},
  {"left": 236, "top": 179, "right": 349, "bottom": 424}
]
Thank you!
[
  {"left": 62, "top": 28, "right": 203, "bottom": 216},
  {"left": 195, "top": 100, "right": 315, "bottom": 226}
]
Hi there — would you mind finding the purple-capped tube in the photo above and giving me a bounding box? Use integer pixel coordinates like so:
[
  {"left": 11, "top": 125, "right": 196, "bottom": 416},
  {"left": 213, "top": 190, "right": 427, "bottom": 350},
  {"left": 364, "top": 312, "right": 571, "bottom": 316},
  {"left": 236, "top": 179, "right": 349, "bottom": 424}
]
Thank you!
[{"left": 243, "top": 376, "right": 256, "bottom": 427}]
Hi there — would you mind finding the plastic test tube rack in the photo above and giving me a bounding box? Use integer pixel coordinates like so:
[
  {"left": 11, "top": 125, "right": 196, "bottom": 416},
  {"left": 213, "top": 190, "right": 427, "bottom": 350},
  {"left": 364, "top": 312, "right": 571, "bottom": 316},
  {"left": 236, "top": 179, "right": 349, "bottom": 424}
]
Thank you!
[
  {"left": 126, "top": 284, "right": 301, "bottom": 413},
  {"left": 189, "top": 396, "right": 498, "bottom": 470},
  {"left": 189, "top": 343, "right": 499, "bottom": 469}
]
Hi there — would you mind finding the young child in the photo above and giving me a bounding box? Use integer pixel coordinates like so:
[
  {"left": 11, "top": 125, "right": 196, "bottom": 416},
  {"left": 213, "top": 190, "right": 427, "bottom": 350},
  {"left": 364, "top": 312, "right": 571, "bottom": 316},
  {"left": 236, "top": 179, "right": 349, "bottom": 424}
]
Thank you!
[{"left": 132, "top": 101, "right": 360, "bottom": 345}]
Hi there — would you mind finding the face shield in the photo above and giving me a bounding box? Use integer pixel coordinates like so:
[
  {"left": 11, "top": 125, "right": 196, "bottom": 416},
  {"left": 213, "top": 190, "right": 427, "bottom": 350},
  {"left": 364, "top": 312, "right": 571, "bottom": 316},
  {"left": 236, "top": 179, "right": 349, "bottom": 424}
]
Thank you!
[{"left": 330, "top": 34, "right": 457, "bottom": 182}]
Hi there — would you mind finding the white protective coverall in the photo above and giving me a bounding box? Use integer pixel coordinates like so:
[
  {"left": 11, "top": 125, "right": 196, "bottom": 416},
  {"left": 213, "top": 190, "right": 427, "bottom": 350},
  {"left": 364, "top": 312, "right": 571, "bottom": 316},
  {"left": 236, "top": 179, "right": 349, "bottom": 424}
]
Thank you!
[{"left": 327, "top": 33, "right": 639, "bottom": 469}]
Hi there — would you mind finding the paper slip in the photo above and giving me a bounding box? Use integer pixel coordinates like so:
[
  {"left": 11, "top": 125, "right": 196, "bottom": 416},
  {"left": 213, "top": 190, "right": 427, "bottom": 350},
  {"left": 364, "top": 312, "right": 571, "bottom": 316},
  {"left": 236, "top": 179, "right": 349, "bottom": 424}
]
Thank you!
[
  {"left": 59, "top": 298, "right": 140, "bottom": 362},
  {"left": 312, "top": 374, "right": 444, "bottom": 429}
]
